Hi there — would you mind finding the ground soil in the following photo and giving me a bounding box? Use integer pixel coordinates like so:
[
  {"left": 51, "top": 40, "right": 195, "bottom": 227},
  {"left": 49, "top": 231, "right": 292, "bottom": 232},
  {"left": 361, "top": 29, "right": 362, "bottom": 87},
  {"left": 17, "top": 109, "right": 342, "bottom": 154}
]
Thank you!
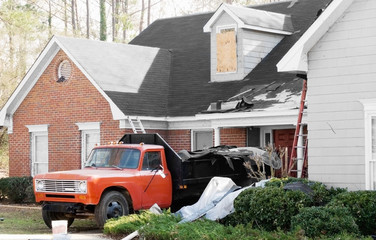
[{"left": 0, "top": 204, "right": 98, "bottom": 234}]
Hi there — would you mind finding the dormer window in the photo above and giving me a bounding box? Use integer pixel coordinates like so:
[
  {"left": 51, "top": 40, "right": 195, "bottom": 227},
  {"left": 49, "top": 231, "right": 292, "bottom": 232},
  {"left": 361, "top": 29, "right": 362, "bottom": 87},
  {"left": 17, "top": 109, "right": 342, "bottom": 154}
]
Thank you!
[
  {"left": 216, "top": 26, "right": 237, "bottom": 73},
  {"left": 203, "top": 4, "right": 293, "bottom": 83}
]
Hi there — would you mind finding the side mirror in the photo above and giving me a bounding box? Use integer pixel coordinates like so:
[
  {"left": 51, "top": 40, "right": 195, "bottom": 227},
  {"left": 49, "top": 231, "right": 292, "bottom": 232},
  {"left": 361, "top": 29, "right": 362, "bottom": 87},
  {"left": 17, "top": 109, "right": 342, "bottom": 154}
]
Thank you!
[{"left": 158, "top": 164, "right": 166, "bottom": 179}]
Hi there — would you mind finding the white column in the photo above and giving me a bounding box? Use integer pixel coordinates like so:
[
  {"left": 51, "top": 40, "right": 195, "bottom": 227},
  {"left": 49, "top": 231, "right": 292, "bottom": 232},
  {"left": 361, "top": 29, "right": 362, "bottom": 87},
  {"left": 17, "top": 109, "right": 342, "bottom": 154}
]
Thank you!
[
  {"left": 214, "top": 127, "right": 220, "bottom": 147},
  {"left": 297, "top": 125, "right": 304, "bottom": 178}
]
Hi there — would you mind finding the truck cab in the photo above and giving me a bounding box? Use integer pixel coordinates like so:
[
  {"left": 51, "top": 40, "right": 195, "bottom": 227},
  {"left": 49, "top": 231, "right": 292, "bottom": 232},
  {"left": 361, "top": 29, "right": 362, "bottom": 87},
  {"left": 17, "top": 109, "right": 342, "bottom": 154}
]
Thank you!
[{"left": 34, "top": 142, "right": 172, "bottom": 228}]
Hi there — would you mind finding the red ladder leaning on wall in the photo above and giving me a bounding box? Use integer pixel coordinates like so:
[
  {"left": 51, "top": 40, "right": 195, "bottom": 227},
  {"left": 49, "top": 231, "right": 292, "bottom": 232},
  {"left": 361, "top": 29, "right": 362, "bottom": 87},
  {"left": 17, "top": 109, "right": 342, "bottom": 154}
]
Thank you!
[{"left": 288, "top": 76, "right": 308, "bottom": 178}]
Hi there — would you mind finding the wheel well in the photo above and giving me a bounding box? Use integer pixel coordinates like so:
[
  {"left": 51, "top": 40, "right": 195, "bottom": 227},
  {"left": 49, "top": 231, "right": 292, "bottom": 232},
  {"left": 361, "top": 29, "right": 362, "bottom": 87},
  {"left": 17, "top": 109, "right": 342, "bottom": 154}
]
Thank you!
[{"left": 101, "top": 186, "right": 134, "bottom": 213}]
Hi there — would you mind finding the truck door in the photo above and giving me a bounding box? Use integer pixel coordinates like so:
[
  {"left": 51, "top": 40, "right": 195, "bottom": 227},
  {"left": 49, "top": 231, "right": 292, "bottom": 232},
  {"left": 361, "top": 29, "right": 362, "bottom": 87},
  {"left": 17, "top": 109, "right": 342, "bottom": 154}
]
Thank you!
[{"left": 139, "top": 151, "right": 172, "bottom": 208}]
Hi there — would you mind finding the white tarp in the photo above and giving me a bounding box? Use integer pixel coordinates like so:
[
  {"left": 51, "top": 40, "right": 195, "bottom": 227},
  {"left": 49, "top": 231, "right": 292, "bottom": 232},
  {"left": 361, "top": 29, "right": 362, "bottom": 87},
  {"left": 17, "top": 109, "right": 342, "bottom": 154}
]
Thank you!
[{"left": 175, "top": 177, "right": 240, "bottom": 223}]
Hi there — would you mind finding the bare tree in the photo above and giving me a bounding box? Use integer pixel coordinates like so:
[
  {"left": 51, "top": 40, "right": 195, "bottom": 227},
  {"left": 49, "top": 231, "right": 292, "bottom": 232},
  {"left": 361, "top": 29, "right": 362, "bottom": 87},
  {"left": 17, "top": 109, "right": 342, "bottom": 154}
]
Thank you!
[
  {"left": 86, "top": 0, "right": 89, "bottom": 38},
  {"left": 139, "top": 0, "right": 144, "bottom": 33},
  {"left": 147, "top": 0, "right": 151, "bottom": 26},
  {"left": 122, "top": 0, "right": 128, "bottom": 42},
  {"left": 64, "top": 0, "right": 68, "bottom": 35},
  {"left": 71, "top": 0, "right": 76, "bottom": 35}
]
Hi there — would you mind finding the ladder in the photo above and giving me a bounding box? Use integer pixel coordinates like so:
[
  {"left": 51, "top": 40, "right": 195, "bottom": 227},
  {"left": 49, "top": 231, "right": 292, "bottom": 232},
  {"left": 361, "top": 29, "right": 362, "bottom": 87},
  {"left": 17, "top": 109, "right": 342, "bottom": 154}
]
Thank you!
[
  {"left": 128, "top": 116, "right": 146, "bottom": 134},
  {"left": 288, "top": 77, "right": 308, "bottom": 178}
]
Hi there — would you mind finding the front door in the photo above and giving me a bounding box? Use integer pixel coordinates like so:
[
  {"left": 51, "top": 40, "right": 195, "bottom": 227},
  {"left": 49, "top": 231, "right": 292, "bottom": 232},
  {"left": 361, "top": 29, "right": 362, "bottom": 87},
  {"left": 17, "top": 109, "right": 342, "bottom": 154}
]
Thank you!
[
  {"left": 273, "top": 129, "right": 295, "bottom": 176},
  {"left": 139, "top": 151, "right": 172, "bottom": 208}
]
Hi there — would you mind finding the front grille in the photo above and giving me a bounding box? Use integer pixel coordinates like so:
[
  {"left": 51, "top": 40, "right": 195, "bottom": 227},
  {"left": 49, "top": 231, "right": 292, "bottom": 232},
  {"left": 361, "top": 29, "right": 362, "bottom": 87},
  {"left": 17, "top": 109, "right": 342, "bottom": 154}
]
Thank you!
[{"left": 38, "top": 180, "right": 85, "bottom": 194}]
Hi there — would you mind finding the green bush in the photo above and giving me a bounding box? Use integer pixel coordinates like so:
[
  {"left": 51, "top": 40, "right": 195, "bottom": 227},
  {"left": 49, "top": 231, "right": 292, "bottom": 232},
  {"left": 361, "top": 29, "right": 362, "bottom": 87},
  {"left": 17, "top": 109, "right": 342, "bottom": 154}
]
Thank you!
[
  {"left": 328, "top": 191, "right": 376, "bottom": 235},
  {"left": 291, "top": 206, "right": 359, "bottom": 238},
  {"left": 0, "top": 176, "right": 35, "bottom": 203},
  {"left": 265, "top": 177, "right": 347, "bottom": 206},
  {"left": 230, "top": 187, "right": 310, "bottom": 231}
]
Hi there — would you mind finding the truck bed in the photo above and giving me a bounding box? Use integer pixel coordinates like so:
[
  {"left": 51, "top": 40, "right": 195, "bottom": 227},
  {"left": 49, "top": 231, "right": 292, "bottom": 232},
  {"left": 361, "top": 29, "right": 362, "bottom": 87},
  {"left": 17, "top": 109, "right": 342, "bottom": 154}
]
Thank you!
[{"left": 119, "top": 134, "right": 248, "bottom": 191}]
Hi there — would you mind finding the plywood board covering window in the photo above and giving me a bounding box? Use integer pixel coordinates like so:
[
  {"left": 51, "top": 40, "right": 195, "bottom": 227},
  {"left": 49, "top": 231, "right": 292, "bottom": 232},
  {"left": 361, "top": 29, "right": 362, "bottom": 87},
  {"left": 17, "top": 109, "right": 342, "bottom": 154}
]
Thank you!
[{"left": 216, "top": 28, "right": 237, "bottom": 73}]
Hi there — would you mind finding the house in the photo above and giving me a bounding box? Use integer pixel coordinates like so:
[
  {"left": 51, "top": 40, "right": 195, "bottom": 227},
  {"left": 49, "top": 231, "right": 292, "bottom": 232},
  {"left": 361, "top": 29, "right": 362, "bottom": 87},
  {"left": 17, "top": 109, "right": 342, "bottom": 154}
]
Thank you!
[
  {"left": 278, "top": 0, "right": 376, "bottom": 190},
  {"left": 0, "top": 0, "right": 331, "bottom": 177}
]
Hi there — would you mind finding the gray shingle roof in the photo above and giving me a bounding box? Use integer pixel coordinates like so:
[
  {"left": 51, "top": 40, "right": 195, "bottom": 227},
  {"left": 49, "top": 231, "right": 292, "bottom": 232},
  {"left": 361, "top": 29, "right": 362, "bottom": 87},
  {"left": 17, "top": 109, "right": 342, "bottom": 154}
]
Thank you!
[
  {"left": 56, "top": 0, "right": 331, "bottom": 118},
  {"left": 127, "top": 0, "right": 331, "bottom": 117}
]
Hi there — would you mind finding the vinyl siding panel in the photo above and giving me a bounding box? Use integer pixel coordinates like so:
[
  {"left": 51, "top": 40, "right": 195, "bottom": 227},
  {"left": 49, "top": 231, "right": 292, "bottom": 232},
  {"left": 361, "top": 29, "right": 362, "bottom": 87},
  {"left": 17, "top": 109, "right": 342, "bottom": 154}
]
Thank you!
[{"left": 307, "top": 0, "right": 376, "bottom": 190}]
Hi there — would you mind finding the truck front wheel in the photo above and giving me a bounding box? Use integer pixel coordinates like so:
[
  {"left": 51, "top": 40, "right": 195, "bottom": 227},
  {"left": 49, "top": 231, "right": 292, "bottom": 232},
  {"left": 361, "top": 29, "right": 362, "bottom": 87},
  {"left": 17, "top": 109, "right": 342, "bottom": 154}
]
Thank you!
[
  {"left": 95, "top": 191, "right": 129, "bottom": 228},
  {"left": 42, "top": 209, "right": 75, "bottom": 229}
]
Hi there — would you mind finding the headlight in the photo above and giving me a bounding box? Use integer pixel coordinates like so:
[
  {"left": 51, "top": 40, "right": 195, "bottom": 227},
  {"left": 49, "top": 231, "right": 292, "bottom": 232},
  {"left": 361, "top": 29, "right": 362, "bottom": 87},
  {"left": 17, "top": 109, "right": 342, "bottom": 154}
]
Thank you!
[
  {"left": 78, "top": 181, "right": 87, "bottom": 193},
  {"left": 35, "top": 180, "right": 44, "bottom": 191}
]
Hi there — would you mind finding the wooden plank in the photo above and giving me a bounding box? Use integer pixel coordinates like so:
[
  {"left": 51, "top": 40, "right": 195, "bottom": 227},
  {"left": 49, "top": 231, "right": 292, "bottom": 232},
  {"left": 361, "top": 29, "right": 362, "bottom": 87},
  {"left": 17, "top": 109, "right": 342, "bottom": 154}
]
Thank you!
[
  {"left": 242, "top": 29, "right": 282, "bottom": 43},
  {"left": 319, "top": 27, "right": 376, "bottom": 43},
  {"left": 308, "top": 128, "right": 364, "bottom": 139},
  {"left": 329, "top": 18, "right": 376, "bottom": 33},
  {"left": 308, "top": 91, "right": 376, "bottom": 105},
  {"left": 310, "top": 45, "right": 376, "bottom": 62},
  {"left": 311, "top": 36, "right": 376, "bottom": 52},
  {"left": 216, "top": 30, "right": 237, "bottom": 73},
  {"left": 308, "top": 73, "right": 376, "bottom": 87},
  {"left": 308, "top": 120, "right": 364, "bottom": 131},
  {"left": 308, "top": 137, "right": 364, "bottom": 148},
  {"left": 309, "top": 63, "right": 376, "bottom": 78},
  {"left": 308, "top": 101, "right": 363, "bottom": 113},
  {"left": 308, "top": 172, "right": 365, "bottom": 184},
  {"left": 309, "top": 165, "right": 364, "bottom": 175},
  {"left": 309, "top": 147, "right": 364, "bottom": 157}
]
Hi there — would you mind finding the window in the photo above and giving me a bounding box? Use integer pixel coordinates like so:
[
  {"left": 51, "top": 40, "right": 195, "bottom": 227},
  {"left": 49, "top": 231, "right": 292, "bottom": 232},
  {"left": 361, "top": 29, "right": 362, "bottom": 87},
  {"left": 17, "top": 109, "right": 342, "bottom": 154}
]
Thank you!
[
  {"left": 216, "top": 26, "right": 237, "bottom": 73},
  {"left": 360, "top": 99, "right": 376, "bottom": 190},
  {"left": 142, "top": 151, "right": 162, "bottom": 170},
  {"left": 57, "top": 60, "right": 72, "bottom": 82},
  {"left": 26, "top": 125, "right": 49, "bottom": 176},
  {"left": 76, "top": 122, "right": 100, "bottom": 168},
  {"left": 118, "top": 148, "right": 141, "bottom": 169},
  {"left": 192, "top": 130, "right": 213, "bottom": 151}
]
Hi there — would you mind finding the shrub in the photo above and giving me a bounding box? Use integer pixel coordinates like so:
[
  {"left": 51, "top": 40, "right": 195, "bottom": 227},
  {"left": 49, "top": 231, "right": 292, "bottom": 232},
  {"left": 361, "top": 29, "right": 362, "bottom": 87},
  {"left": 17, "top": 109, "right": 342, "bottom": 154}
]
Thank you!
[
  {"left": 328, "top": 191, "right": 376, "bottom": 235},
  {"left": 104, "top": 210, "right": 158, "bottom": 235},
  {"left": 265, "top": 177, "right": 347, "bottom": 206},
  {"left": 291, "top": 206, "right": 359, "bottom": 238},
  {"left": 0, "top": 176, "right": 34, "bottom": 203},
  {"left": 230, "top": 187, "right": 310, "bottom": 231}
]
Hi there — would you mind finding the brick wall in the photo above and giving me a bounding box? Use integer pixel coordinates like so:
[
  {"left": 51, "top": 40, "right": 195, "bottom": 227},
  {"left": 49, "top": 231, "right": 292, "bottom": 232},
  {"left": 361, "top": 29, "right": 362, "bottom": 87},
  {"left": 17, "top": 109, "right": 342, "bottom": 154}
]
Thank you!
[
  {"left": 10, "top": 50, "right": 128, "bottom": 176},
  {"left": 220, "top": 128, "right": 246, "bottom": 147},
  {"left": 166, "top": 130, "right": 191, "bottom": 152}
]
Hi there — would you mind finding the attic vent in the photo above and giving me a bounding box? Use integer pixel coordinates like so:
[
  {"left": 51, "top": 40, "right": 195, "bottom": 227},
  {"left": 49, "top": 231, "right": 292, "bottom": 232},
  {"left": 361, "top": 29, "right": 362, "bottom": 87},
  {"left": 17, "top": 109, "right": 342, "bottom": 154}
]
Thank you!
[{"left": 57, "top": 60, "right": 72, "bottom": 83}]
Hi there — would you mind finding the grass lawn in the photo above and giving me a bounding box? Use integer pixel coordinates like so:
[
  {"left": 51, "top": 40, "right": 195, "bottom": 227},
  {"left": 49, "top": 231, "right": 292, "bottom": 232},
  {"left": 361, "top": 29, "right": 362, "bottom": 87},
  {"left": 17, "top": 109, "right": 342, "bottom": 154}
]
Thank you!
[{"left": 0, "top": 205, "right": 98, "bottom": 234}]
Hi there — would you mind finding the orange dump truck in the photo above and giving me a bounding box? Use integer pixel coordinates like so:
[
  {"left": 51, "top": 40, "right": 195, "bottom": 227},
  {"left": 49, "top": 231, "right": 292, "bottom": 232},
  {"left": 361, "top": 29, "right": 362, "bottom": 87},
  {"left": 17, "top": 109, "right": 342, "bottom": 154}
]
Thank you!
[{"left": 34, "top": 134, "right": 247, "bottom": 228}]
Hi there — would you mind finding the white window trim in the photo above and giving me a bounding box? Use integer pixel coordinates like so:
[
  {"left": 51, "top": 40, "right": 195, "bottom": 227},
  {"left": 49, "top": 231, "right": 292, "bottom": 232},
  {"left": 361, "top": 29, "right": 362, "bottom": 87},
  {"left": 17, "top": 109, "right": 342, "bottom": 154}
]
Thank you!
[
  {"left": 75, "top": 122, "right": 101, "bottom": 131},
  {"left": 26, "top": 124, "right": 49, "bottom": 177},
  {"left": 360, "top": 99, "right": 376, "bottom": 190},
  {"left": 216, "top": 24, "right": 237, "bottom": 33},
  {"left": 191, "top": 129, "right": 214, "bottom": 151},
  {"left": 26, "top": 124, "right": 49, "bottom": 133},
  {"left": 76, "top": 122, "right": 101, "bottom": 168}
]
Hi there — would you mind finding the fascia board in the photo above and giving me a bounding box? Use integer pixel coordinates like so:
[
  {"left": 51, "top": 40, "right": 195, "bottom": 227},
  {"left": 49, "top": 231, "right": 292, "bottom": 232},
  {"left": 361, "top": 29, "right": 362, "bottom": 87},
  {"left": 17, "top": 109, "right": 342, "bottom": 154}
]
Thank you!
[
  {"left": 241, "top": 24, "right": 292, "bottom": 35},
  {"left": 277, "top": 0, "right": 354, "bottom": 73},
  {"left": 0, "top": 36, "right": 59, "bottom": 126},
  {"left": 54, "top": 37, "right": 127, "bottom": 120},
  {"left": 203, "top": 4, "right": 243, "bottom": 32}
]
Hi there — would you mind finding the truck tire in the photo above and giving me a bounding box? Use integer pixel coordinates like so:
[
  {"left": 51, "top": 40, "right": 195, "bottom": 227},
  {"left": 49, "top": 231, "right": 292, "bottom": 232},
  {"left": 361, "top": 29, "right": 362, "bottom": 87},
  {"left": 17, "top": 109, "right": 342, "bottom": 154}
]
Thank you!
[
  {"left": 42, "top": 209, "right": 75, "bottom": 229},
  {"left": 95, "top": 191, "right": 129, "bottom": 228}
]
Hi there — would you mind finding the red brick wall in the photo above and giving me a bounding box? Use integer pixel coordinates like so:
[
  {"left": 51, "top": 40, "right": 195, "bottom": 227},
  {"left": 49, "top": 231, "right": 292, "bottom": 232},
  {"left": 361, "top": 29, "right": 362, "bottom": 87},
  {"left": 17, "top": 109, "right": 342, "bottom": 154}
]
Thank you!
[
  {"left": 10, "top": 50, "right": 127, "bottom": 176},
  {"left": 220, "top": 128, "right": 246, "bottom": 147},
  {"left": 166, "top": 130, "right": 191, "bottom": 152}
]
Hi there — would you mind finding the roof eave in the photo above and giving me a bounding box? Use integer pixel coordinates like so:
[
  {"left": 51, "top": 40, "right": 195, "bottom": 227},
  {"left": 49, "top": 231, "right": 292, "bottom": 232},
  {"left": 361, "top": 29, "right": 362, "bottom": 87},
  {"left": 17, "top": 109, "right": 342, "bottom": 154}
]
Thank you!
[{"left": 277, "top": 0, "right": 354, "bottom": 73}]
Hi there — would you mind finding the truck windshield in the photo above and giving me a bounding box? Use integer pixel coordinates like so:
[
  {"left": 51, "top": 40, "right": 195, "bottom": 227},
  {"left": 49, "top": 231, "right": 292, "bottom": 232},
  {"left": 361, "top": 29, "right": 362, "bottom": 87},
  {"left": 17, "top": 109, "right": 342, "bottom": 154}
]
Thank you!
[{"left": 85, "top": 148, "right": 141, "bottom": 169}]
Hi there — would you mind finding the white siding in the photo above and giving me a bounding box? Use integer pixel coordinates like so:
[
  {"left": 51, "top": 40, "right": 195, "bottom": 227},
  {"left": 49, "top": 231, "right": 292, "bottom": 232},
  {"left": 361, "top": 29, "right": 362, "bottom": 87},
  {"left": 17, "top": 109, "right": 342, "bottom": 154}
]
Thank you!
[
  {"left": 210, "top": 12, "right": 284, "bottom": 82},
  {"left": 241, "top": 30, "right": 283, "bottom": 73},
  {"left": 307, "top": 0, "right": 376, "bottom": 190}
]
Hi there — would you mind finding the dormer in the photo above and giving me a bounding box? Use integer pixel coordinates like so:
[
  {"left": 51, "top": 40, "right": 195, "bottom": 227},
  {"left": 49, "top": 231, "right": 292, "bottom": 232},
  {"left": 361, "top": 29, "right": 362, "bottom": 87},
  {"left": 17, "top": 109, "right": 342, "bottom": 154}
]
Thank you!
[{"left": 203, "top": 4, "right": 293, "bottom": 82}]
